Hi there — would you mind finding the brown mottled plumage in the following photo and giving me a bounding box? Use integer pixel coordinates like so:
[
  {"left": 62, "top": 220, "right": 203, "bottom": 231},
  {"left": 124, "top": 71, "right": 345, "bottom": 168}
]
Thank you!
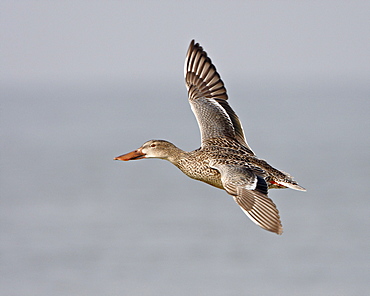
[{"left": 115, "top": 40, "right": 305, "bottom": 235}]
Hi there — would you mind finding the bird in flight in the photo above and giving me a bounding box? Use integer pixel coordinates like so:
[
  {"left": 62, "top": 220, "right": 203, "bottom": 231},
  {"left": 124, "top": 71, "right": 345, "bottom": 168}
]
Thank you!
[{"left": 115, "top": 40, "right": 305, "bottom": 235}]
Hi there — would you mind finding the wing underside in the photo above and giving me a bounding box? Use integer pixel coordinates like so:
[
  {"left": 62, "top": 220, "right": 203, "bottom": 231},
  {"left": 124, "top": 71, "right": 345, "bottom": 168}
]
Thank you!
[
  {"left": 185, "top": 40, "right": 252, "bottom": 150},
  {"left": 210, "top": 161, "right": 283, "bottom": 235}
]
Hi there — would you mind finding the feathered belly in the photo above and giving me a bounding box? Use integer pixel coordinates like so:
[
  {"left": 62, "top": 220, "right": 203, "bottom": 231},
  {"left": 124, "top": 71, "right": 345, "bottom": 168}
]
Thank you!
[{"left": 175, "top": 159, "right": 224, "bottom": 189}]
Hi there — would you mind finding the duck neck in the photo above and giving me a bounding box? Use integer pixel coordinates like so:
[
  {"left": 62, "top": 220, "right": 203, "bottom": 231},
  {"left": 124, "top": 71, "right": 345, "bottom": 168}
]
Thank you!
[{"left": 165, "top": 146, "right": 188, "bottom": 165}]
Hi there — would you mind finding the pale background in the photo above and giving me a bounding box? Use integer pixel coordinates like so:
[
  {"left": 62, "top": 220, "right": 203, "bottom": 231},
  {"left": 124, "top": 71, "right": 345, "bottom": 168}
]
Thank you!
[{"left": 1, "top": 1, "right": 369, "bottom": 295}]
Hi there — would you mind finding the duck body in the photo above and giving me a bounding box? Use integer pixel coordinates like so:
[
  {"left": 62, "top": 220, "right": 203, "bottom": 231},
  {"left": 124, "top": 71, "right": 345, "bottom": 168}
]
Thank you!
[
  {"left": 115, "top": 40, "right": 305, "bottom": 235},
  {"left": 121, "top": 138, "right": 303, "bottom": 192}
]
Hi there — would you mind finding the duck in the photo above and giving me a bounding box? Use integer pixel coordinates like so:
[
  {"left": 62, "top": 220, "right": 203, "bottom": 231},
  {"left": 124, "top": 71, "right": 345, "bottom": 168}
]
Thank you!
[{"left": 114, "top": 40, "right": 305, "bottom": 235}]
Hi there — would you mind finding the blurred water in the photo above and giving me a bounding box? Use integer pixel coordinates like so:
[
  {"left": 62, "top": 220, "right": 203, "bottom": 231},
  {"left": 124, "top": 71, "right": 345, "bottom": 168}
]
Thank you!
[{"left": 1, "top": 81, "right": 369, "bottom": 296}]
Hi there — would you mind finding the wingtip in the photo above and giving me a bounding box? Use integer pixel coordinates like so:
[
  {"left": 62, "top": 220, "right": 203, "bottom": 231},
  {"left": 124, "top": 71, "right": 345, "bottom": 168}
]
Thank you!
[
  {"left": 188, "top": 39, "right": 196, "bottom": 53},
  {"left": 270, "top": 220, "right": 283, "bottom": 235},
  {"left": 261, "top": 221, "right": 283, "bottom": 235}
]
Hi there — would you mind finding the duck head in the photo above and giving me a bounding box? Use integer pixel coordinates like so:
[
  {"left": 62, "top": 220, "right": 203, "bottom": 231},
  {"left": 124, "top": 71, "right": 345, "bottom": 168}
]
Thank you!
[{"left": 114, "top": 140, "right": 180, "bottom": 161}]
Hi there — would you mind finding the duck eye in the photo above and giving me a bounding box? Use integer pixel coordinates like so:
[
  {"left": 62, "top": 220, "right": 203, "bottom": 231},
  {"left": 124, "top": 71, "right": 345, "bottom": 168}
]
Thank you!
[{"left": 150, "top": 143, "right": 156, "bottom": 148}]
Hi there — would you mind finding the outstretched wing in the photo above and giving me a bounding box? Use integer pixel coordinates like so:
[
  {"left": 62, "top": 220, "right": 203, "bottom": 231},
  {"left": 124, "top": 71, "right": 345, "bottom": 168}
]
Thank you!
[
  {"left": 210, "top": 161, "right": 283, "bottom": 235},
  {"left": 184, "top": 40, "right": 252, "bottom": 150}
]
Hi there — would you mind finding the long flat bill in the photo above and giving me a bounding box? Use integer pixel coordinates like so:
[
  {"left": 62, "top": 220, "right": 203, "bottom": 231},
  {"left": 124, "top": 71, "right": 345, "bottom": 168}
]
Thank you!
[{"left": 114, "top": 149, "right": 146, "bottom": 161}]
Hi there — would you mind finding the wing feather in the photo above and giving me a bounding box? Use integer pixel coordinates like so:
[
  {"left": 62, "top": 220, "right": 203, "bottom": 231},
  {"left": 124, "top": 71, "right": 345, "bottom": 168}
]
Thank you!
[
  {"left": 185, "top": 40, "right": 252, "bottom": 150},
  {"left": 234, "top": 188, "right": 283, "bottom": 234},
  {"left": 210, "top": 162, "right": 283, "bottom": 235}
]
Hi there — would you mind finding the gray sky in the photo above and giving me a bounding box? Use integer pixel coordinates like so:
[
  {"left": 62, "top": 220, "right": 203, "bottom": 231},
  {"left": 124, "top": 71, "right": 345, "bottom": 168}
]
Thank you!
[
  {"left": 2, "top": 1, "right": 369, "bottom": 86},
  {"left": 1, "top": 2, "right": 370, "bottom": 295}
]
